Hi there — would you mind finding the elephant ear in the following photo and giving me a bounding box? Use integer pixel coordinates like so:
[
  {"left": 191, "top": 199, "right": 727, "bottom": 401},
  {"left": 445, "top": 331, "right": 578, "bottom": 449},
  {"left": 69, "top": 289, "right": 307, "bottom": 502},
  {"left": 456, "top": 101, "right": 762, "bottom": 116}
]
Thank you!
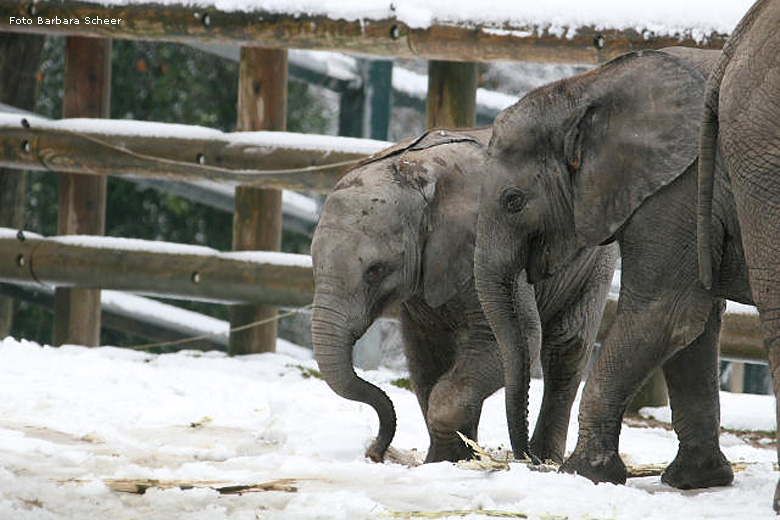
[
  {"left": 418, "top": 133, "right": 488, "bottom": 308},
  {"left": 422, "top": 193, "right": 478, "bottom": 308},
  {"left": 566, "top": 50, "right": 706, "bottom": 246}
]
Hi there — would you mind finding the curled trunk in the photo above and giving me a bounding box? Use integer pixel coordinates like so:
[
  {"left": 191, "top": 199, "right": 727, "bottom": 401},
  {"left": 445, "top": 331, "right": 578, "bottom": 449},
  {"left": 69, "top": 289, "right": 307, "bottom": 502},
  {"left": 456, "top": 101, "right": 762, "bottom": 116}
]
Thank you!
[{"left": 311, "top": 294, "right": 396, "bottom": 461}]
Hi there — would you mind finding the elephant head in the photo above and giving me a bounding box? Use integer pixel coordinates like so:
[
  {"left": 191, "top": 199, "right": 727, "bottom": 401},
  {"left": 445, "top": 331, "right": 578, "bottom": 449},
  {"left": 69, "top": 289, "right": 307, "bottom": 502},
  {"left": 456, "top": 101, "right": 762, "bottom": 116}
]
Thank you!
[
  {"left": 476, "top": 50, "right": 705, "bottom": 284},
  {"left": 311, "top": 128, "right": 490, "bottom": 462},
  {"left": 474, "top": 50, "right": 706, "bottom": 438}
]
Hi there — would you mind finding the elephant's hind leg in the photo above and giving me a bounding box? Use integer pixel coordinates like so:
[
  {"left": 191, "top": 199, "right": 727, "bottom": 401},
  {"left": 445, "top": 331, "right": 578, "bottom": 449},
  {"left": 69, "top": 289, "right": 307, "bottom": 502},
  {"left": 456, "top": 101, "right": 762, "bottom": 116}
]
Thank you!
[
  {"left": 425, "top": 341, "right": 503, "bottom": 463},
  {"left": 559, "top": 294, "right": 708, "bottom": 485},
  {"left": 660, "top": 298, "right": 733, "bottom": 489}
]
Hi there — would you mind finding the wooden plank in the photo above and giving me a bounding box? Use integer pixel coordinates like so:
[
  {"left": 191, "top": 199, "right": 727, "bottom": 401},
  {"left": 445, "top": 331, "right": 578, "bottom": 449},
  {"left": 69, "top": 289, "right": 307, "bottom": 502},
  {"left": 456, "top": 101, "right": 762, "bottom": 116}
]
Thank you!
[
  {"left": 0, "top": 120, "right": 380, "bottom": 191},
  {"left": 426, "top": 61, "right": 478, "bottom": 128},
  {"left": 0, "top": 283, "right": 226, "bottom": 351},
  {"left": 53, "top": 36, "right": 110, "bottom": 347},
  {"left": 0, "top": 234, "right": 313, "bottom": 307},
  {"left": 229, "top": 47, "right": 287, "bottom": 356},
  {"left": 719, "top": 311, "right": 765, "bottom": 363},
  {"left": 0, "top": 2, "right": 729, "bottom": 63}
]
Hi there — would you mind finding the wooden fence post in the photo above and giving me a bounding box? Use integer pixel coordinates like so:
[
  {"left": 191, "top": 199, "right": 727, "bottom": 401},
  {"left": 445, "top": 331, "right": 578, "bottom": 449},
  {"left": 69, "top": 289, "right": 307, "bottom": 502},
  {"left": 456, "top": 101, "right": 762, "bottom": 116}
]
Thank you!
[
  {"left": 52, "top": 36, "right": 111, "bottom": 347},
  {"left": 229, "top": 47, "right": 287, "bottom": 355},
  {"left": 0, "top": 33, "right": 45, "bottom": 336},
  {"left": 426, "top": 61, "right": 477, "bottom": 128},
  {"left": 338, "top": 58, "right": 392, "bottom": 140},
  {"left": 728, "top": 362, "right": 745, "bottom": 393}
]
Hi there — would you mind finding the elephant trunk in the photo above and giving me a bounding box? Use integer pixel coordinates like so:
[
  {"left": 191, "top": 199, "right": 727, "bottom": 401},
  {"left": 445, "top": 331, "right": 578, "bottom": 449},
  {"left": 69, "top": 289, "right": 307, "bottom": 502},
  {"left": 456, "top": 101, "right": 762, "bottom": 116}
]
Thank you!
[
  {"left": 474, "top": 235, "right": 541, "bottom": 461},
  {"left": 311, "top": 291, "right": 396, "bottom": 462}
]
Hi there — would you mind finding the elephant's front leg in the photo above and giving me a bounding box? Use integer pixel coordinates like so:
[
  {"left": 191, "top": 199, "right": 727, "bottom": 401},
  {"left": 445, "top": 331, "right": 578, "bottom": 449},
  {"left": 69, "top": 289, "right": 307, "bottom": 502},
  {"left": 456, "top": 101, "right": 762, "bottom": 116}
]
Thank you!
[
  {"left": 425, "top": 339, "right": 503, "bottom": 463},
  {"left": 531, "top": 330, "right": 594, "bottom": 463},
  {"left": 660, "top": 298, "right": 733, "bottom": 489},
  {"left": 560, "top": 300, "right": 677, "bottom": 484}
]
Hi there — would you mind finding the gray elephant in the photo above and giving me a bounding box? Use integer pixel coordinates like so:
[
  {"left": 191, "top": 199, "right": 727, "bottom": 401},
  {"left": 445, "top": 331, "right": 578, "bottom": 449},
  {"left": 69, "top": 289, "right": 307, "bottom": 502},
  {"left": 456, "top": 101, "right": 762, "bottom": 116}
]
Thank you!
[
  {"left": 475, "top": 47, "right": 751, "bottom": 489},
  {"left": 698, "top": 0, "right": 780, "bottom": 510},
  {"left": 311, "top": 128, "right": 617, "bottom": 463}
]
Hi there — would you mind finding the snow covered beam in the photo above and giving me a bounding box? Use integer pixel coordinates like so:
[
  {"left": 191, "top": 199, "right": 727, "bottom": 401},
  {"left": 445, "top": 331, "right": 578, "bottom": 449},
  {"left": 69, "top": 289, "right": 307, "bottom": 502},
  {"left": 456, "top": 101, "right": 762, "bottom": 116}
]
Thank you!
[
  {"left": 0, "top": 230, "right": 314, "bottom": 307},
  {"left": 0, "top": 114, "right": 390, "bottom": 191},
  {"left": 0, "top": 1, "right": 736, "bottom": 64}
]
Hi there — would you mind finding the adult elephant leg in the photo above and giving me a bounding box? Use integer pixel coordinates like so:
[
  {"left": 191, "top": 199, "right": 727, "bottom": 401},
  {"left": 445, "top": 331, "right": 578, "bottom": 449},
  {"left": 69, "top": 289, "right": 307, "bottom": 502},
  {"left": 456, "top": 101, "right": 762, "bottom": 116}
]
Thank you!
[
  {"left": 733, "top": 210, "right": 780, "bottom": 509},
  {"left": 725, "top": 152, "right": 780, "bottom": 508},
  {"left": 718, "top": 32, "right": 780, "bottom": 508},
  {"left": 660, "top": 298, "right": 733, "bottom": 489},
  {"left": 425, "top": 326, "right": 503, "bottom": 462}
]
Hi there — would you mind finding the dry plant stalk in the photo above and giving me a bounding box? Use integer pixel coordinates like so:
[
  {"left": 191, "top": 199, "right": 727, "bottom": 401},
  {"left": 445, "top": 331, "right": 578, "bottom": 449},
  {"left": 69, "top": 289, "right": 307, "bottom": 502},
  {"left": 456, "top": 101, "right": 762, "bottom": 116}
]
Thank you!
[
  {"left": 103, "top": 478, "right": 298, "bottom": 494},
  {"left": 384, "top": 510, "right": 529, "bottom": 518}
]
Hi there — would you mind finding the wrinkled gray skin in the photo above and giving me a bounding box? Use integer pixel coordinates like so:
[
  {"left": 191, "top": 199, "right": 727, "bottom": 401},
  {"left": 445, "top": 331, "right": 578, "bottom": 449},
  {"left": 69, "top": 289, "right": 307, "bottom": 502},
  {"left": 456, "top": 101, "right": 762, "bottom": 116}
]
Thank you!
[
  {"left": 311, "top": 128, "right": 617, "bottom": 463},
  {"left": 697, "top": 0, "right": 780, "bottom": 510},
  {"left": 475, "top": 48, "right": 752, "bottom": 489}
]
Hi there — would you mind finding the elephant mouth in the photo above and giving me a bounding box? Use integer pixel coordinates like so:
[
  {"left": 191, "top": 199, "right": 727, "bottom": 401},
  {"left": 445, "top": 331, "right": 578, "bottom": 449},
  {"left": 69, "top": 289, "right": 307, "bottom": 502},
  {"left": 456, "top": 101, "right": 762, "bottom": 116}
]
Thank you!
[{"left": 525, "top": 233, "right": 551, "bottom": 284}]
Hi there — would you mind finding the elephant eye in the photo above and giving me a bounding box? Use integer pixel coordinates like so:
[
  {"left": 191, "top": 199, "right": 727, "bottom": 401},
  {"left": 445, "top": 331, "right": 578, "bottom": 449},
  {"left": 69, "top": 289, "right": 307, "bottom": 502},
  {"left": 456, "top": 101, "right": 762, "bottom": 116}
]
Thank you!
[
  {"left": 364, "top": 262, "right": 387, "bottom": 284},
  {"left": 502, "top": 189, "right": 526, "bottom": 214}
]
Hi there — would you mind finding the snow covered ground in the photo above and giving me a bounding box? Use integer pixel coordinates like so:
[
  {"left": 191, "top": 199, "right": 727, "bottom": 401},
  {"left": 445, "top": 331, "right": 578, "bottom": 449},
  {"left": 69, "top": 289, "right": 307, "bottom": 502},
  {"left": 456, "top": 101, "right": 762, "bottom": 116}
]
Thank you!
[{"left": 0, "top": 337, "right": 777, "bottom": 519}]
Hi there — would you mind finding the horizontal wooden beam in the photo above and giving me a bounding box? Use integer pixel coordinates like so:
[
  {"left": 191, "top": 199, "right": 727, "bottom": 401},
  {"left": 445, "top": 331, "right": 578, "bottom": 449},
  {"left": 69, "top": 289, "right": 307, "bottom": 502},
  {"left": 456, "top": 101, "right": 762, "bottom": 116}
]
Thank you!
[
  {"left": 0, "top": 115, "right": 387, "bottom": 191},
  {"left": 0, "top": 231, "right": 313, "bottom": 307},
  {"left": 0, "top": 282, "right": 227, "bottom": 350},
  {"left": 719, "top": 311, "right": 765, "bottom": 364},
  {"left": 0, "top": 2, "right": 728, "bottom": 63}
]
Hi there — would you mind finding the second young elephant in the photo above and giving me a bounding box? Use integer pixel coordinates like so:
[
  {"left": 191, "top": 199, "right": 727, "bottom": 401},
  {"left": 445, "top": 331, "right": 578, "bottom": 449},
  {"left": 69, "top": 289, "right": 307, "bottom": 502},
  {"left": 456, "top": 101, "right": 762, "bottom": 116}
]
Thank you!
[
  {"left": 311, "top": 128, "right": 617, "bottom": 463},
  {"left": 475, "top": 48, "right": 750, "bottom": 489}
]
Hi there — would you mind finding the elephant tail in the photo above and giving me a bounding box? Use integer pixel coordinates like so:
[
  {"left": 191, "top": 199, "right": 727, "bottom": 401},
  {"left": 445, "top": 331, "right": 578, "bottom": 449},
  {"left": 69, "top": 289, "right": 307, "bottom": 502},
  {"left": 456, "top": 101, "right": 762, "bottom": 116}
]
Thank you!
[
  {"left": 698, "top": 0, "right": 769, "bottom": 290},
  {"left": 697, "top": 80, "right": 719, "bottom": 291}
]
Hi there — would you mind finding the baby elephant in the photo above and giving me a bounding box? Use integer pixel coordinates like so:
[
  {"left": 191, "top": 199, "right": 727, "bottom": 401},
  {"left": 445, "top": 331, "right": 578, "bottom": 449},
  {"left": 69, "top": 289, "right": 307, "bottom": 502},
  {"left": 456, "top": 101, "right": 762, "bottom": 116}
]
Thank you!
[{"left": 311, "top": 128, "right": 617, "bottom": 463}]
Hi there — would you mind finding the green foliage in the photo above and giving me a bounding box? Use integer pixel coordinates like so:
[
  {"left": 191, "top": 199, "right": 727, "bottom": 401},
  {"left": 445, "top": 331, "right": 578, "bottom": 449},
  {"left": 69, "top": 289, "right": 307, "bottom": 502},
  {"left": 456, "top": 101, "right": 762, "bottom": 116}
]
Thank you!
[
  {"left": 14, "top": 37, "right": 329, "bottom": 347},
  {"left": 287, "top": 364, "right": 323, "bottom": 380},
  {"left": 391, "top": 378, "right": 412, "bottom": 391}
]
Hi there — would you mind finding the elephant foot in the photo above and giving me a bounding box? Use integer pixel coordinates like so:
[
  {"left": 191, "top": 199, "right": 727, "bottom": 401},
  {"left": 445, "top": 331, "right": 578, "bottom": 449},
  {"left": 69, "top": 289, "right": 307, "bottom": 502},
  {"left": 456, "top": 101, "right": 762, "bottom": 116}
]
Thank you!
[
  {"left": 661, "top": 446, "right": 733, "bottom": 489},
  {"left": 513, "top": 448, "right": 542, "bottom": 465},
  {"left": 425, "top": 437, "right": 474, "bottom": 463},
  {"left": 560, "top": 449, "right": 627, "bottom": 485},
  {"left": 530, "top": 437, "right": 564, "bottom": 464}
]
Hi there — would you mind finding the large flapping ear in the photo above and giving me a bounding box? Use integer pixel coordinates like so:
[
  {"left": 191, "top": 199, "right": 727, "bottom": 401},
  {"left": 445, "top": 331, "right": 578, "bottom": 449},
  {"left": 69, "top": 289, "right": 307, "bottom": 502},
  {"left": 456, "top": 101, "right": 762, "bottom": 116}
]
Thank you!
[
  {"left": 565, "top": 50, "right": 706, "bottom": 246},
  {"left": 417, "top": 128, "right": 490, "bottom": 307}
]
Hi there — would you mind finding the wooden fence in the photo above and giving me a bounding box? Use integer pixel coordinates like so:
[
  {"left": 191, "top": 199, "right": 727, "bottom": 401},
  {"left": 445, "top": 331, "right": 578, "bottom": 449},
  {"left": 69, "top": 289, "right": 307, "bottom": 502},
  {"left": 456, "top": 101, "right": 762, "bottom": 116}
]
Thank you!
[{"left": 0, "top": 1, "right": 765, "bottom": 381}]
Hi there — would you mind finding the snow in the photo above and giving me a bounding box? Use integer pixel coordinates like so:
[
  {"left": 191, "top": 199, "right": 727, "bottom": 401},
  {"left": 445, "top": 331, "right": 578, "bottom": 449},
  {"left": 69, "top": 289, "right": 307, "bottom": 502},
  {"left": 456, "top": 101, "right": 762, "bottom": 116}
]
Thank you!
[
  {"left": 89, "top": 0, "right": 753, "bottom": 41},
  {"left": 0, "top": 113, "right": 391, "bottom": 157},
  {"left": 0, "top": 336, "right": 777, "bottom": 519},
  {"left": 36, "top": 232, "right": 312, "bottom": 268}
]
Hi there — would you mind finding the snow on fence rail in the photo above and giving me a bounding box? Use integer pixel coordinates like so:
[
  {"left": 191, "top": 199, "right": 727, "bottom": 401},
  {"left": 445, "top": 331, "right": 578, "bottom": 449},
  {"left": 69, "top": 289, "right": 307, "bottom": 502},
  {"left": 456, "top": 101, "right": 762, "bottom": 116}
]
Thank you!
[
  {"left": 0, "top": 229, "right": 313, "bottom": 307},
  {"left": 0, "top": 1, "right": 748, "bottom": 63},
  {"left": 0, "top": 113, "right": 391, "bottom": 192}
]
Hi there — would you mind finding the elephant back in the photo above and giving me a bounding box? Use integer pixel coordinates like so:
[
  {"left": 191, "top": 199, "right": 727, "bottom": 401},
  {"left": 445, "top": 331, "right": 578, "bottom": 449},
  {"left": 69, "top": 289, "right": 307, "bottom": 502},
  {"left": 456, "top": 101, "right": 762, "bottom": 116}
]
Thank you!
[{"left": 352, "top": 127, "right": 491, "bottom": 171}]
